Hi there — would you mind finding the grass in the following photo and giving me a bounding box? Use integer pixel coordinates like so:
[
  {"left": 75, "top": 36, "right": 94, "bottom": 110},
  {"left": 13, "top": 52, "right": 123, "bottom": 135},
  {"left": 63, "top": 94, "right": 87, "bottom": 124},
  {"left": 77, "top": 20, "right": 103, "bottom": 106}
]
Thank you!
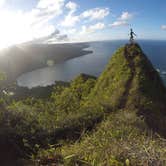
[
  {"left": 0, "top": 43, "right": 166, "bottom": 165},
  {"left": 35, "top": 110, "right": 166, "bottom": 166},
  {"left": 62, "top": 110, "right": 166, "bottom": 166},
  {"left": 33, "top": 43, "right": 166, "bottom": 165},
  {"left": 0, "top": 73, "right": 100, "bottom": 162},
  {"left": 90, "top": 47, "right": 132, "bottom": 110}
]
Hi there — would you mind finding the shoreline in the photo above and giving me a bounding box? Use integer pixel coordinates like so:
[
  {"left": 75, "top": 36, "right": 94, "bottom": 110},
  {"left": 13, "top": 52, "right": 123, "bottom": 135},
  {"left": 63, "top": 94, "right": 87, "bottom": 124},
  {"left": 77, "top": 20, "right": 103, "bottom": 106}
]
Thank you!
[{"left": 0, "top": 43, "right": 92, "bottom": 84}]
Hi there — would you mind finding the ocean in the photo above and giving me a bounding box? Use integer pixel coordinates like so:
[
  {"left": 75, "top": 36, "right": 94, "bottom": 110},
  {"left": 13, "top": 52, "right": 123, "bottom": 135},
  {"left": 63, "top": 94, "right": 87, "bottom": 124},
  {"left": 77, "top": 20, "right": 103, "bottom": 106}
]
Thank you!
[{"left": 17, "top": 40, "right": 166, "bottom": 88}]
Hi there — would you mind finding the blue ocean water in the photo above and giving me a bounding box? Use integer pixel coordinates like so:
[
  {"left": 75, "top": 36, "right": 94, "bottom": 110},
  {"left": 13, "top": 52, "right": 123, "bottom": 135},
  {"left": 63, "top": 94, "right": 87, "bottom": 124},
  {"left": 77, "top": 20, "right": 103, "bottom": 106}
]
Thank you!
[{"left": 17, "top": 40, "right": 166, "bottom": 88}]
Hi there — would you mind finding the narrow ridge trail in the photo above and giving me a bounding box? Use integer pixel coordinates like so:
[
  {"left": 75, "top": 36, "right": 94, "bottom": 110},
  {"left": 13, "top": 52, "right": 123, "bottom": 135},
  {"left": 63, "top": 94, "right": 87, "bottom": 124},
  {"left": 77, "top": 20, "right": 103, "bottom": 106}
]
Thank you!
[{"left": 118, "top": 44, "right": 136, "bottom": 109}]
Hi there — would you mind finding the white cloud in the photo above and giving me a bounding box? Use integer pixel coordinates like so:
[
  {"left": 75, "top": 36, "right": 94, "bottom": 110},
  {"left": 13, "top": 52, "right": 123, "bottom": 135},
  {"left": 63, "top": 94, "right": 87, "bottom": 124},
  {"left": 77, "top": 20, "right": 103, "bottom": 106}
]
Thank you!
[
  {"left": 26, "top": 0, "right": 66, "bottom": 39},
  {"left": 119, "top": 11, "right": 133, "bottom": 21},
  {"left": 110, "top": 21, "right": 128, "bottom": 27},
  {"left": 81, "top": 22, "right": 105, "bottom": 34},
  {"left": 28, "top": 29, "right": 66, "bottom": 44},
  {"left": 110, "top": 11, "right": 133, "bottom": 28},
  {"left": 0, "top": 0, "right": 112, "bottom": 46},
  {"left": 61, "top": 1, "right": 79, "bottom": 27},
  {"left": 0, "top": 0, "right": 68, "bottom": 48},
  {"left": 37, "top": 0, "right": 64, "bottom": 10},
  {"left": 33, "top": 0, "right": 65, "bottom": 24},
  {"left": 81, "top": 8, "right": 109, "bottom": 20},
  {"left": 65, "top": 28, "right": 77, "bottom": 34},
  {"left": 61, "top": 7, "right": 109, "bottom": 27},
  {"left": 61, "top": 14, "right": 79, "bottom": 27},
  {"left": 161, "top": 25, "right": 166, "bottom": 30},
  {"left": 66, "top": 1, "right": 78, "bottom": 13},
  {"left": 90, "top": 22, "right": 105, "bottom": 30}
]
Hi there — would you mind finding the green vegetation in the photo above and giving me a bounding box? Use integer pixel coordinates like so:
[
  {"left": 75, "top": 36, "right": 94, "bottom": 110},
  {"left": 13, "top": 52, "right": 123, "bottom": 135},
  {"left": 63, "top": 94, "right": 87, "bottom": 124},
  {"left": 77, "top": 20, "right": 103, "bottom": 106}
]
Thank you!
[
  {"left": 59, "top": 110, "right": 166, "bottom": 166},
  {"left": 32, "top": 43, "right": 166, "bottom": 165},
  {"left": 0, "top": 43, "right": 166, "bottom": 165},
  {"left": 0, "top": 73, "right": 101, "bottom": 164},
  {"left": 90, "top": 47, "right": 132, "bottom": 111}
]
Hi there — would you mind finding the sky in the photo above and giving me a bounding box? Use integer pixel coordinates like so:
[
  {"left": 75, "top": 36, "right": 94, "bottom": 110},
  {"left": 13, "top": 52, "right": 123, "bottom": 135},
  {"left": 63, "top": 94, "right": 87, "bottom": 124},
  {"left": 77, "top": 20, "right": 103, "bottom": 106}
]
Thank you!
[{"left": 0, "top": 0, "right": 166, "bottom": 48}]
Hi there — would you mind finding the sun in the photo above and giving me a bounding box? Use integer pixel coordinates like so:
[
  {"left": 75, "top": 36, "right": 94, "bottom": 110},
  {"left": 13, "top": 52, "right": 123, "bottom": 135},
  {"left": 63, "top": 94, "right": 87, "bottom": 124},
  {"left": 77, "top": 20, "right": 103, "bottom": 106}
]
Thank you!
[
  {"left": 0, "top": 8, "right": 55, "bottom": 50},
  {"left": 0, "top": 10, "right": 33, "bottom": 50},
  {"left": 0, "top": 11, "right": 23, "bottom": 49}
]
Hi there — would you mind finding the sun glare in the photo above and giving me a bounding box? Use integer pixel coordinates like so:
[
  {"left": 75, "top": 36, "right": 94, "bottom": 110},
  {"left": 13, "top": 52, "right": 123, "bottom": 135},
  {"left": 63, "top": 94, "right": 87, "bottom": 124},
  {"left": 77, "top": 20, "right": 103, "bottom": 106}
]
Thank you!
[
  {"left": 0, "top": 8, "right": 55, "bottom": 50},
  {"left": 0, "top": 10, "right": 28, "bottom": 49}
]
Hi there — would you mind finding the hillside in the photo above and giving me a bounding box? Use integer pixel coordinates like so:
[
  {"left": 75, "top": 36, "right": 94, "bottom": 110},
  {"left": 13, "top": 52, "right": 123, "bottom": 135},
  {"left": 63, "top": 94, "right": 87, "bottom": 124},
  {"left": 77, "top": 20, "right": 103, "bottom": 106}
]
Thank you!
[
  {"left": 0, "top": 43, "right": 166, "bottom": 165},
  {"left": 34, "top": 43, "right": 166, "bottom": 165},
  {"left": 91, "top": 43, "right": 166, "bottom": 136}
]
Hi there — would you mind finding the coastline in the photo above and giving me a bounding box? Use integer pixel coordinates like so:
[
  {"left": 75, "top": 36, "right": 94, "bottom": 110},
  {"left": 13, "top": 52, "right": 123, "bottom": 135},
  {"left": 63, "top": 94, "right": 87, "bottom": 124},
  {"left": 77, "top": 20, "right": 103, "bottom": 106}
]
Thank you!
[{"left": 0, "top": 42, "right": 92, "bottom": 84}]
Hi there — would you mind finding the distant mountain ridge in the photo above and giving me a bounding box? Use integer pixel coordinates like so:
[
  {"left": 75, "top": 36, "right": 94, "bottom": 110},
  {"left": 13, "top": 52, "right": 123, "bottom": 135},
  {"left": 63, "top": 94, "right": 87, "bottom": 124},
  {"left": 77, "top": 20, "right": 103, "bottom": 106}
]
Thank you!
[{"left": 0, "top": 43, "right": 92, "bottom": 83}]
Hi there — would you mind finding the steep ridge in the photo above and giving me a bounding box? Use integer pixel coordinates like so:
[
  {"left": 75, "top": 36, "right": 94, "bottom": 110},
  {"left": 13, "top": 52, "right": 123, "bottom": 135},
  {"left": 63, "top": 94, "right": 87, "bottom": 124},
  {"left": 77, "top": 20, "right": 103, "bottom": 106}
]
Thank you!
[
  {"left": 48, "top": 43, "right": 166, "bottom": 166},
  {"left": 89, "top": 43, "right": 166, "bottom": 136},
  {"left": 124, "top": 43, "right": 166, "bottom": 136},
  {"left": 117, "top": 44, "right": 136, "bottom": 109},
  {"left": 56, "top": 43, "right": 166, "bottom": 165},
  {"left": 89, "top": 45, "right": 133, "bottom": 112}
]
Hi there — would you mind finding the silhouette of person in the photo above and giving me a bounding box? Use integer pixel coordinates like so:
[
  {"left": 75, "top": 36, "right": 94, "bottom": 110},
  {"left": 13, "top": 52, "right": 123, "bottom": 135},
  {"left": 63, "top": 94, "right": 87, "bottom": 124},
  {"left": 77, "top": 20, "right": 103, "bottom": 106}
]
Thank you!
[{"left": 129, "top": 28, "right": 136, "bottom": 43}]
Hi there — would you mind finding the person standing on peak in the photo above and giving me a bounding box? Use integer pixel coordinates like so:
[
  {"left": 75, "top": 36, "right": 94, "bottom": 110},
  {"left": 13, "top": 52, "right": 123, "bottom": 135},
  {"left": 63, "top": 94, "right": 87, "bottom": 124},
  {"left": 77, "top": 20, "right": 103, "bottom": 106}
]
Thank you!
[{"left": 129, "top": 28, "right": 136, "bottom": 43}]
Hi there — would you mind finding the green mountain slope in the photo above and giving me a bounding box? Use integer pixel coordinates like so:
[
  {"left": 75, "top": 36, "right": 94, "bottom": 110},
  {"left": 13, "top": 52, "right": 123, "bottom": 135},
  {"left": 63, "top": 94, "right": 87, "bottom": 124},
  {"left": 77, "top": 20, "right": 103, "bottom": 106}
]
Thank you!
[
  {"left": 90, "top": 43, "right": 166, "bottom": 136},
  {"left": 0, "top": 73, "right": 99, "bottom": 164},
  {"left": 0, "top": 43, "right": 166, "bottom": 165},
  {"left": 34, "top": 43, "right": 166, "bottom": 165}
]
